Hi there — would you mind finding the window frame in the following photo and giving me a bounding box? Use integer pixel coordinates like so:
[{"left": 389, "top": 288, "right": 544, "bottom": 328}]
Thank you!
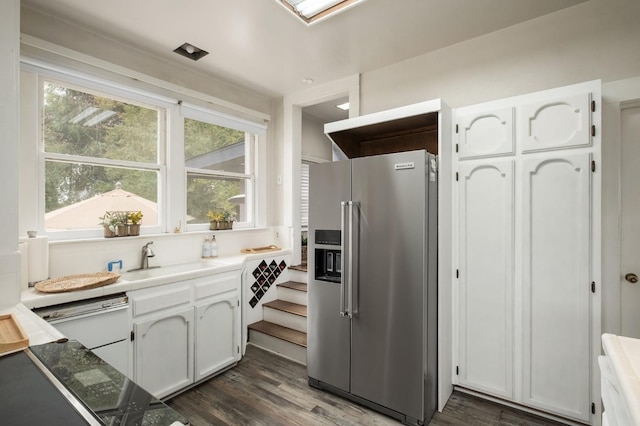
[
  {"left": 181, "top": 103, "right": 262, "bottom": 231},
  {"left": 39, "top": 75, "right": 168, "bottom": 240},
  {"left": 21, "top": 56, "right": 268, "bottom": 241}
]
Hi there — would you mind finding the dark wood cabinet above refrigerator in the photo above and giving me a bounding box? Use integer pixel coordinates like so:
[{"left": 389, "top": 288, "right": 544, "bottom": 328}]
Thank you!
[{"left": 324, "top": 100, "right": 441, "bottom": 158}]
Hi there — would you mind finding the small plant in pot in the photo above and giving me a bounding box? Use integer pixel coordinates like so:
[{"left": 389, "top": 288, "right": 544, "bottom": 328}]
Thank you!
[
  {"left": 127, "top": 211, "right": 143, "bottom": 236},
  {"left": 223, "top": 211, "right": 236, "bottom": 230},
  {"left": 112, "top": 211, "right": 128, "bottom": 237},
  {"left": 99, "top": 211, "right": 116, "bottom": 238},
  {"left": 207, "top": 210, "right": 224, "bottom": 230}
]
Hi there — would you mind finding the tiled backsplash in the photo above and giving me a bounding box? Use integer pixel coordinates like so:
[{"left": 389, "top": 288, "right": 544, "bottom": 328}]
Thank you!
[{"left": 47, "top": 227, "right": 291, "bottom": 278}]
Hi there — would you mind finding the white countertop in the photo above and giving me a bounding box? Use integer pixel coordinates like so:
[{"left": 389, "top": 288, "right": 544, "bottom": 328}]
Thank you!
[
  {"left": 21, "top": 250, "right": 290, "bottom": 309},
  {"left": 0, "top": 304, "right": 64, "bottom": 346},
  {"left": 601, "top": 333, "right": 640, "bottom": 424}
]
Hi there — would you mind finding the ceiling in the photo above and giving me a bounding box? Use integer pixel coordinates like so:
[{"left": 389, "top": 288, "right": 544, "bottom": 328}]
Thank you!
[{"left": 21, "top": 0, "right": 588, "bottom": 104}]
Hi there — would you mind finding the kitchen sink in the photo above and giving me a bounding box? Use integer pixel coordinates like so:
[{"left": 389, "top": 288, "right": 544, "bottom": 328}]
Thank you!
[{"left": 120, "top": 259, "right": 231, "bottom": 282}]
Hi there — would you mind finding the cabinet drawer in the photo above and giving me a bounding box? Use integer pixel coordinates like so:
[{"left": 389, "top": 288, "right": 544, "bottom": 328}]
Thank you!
[
  {"left": 130, "top": 285, "right": 191, "bottom": 317},
  {"left": 194, "top": 272, "right": 239, "bottom": 301},
  {"left": 52, "top": 306, "right": 128, "bottom": 348}
]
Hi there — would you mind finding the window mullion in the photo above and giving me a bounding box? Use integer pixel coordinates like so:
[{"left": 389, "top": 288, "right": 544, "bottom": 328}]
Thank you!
[
  {"left": 44, "top": 152, "right": 161, "bottom": 171},
  {"left": 185, "top": 167, "right": 252, "bottom": 180}
]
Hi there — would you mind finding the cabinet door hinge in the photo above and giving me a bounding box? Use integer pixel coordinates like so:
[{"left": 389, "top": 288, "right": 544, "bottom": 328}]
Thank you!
[
  {"left": 456, "top": 269, "right": 459, "bottom": 279},
  {"left": 130, "top": 330, "right": 135, "bottom": 342},
  {"left": 591, "top": 125, "right": 596, "bottom": 137},
  {"left": 591, "top": 402, "right": 596, "bottom": 415},
  {"left": 456, "top": 366, "right": 459, "bottom": 375},
  {"left": 591, "top": 100, "right": 596, "bottom": 112},
  {"left": 591, "top": 282, "right": 596, "bottom": 293},
  {"left": 591, "top": 160, "right": 596, "bottom": 173},
  {"left": 456, "top": 172, "right": 459, "bottom": 181},
  {"left": 455, "top": 124, "right": 459, "bottom": 133}
]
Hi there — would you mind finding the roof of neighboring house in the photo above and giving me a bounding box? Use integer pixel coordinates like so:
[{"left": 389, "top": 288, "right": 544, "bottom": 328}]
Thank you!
[{"left": 44, "top": 184, "right": 158, "bottom": 229}]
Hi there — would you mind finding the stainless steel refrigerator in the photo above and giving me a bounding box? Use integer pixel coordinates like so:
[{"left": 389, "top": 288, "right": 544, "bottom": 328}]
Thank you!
[{"left": 307, "top": 150, "right": 438, "bottom": 426}]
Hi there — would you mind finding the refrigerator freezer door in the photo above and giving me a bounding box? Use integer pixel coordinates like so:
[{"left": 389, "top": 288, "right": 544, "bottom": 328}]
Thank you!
[
  {"left": 307, "top": 160, "right": 351, "bottom": 392},
  {"left": 350, "top": 151, "right": 427, "bottom": 421}
]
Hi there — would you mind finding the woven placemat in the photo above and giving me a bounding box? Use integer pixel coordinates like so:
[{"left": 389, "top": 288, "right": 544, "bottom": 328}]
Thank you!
[{"left": 34, "top": 272, "right": 121, "bottom": 293}]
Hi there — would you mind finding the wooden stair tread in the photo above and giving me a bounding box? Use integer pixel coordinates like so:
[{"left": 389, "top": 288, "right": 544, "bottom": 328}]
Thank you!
[
  {"left": 288, "top": 264, "right": 307, "bottom": 272},
  {"left": 277, "top": 281, "right": 307, "bottom": 292},
  {"left": 248, "top": 321, "right": 307, "bottom": 347},
  {"left": 263, "top": 299, "right": 307, "bottom": 317}
]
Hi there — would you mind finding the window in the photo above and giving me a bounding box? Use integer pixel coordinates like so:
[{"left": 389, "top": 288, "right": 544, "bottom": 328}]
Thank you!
[
  {"left": 23, "top": 53, "right": 268, "bottom": 240},
  {"left": 300, "top": 162, "right": 310, "bottom": 230},
  {"left": 42, "top": 80, "right": 163, "bottom": 233},
  {"left": 276, "top": 0, "right": 368, "bottom": 25},
  {"left": 183, "top": 104, "right": 263, "bottom": 229}
]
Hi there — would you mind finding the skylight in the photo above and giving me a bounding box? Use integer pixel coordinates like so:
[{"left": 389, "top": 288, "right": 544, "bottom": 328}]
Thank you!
[{"left": 277, "top": 0, "right": 367, "bottom": 25}]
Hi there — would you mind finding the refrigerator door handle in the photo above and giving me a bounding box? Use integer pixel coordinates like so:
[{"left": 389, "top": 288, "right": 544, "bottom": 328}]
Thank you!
[
  {"left": 340, "top": 201, "right": 349, "bottom": 317},
  {"left": 349, "top": 201, "right": 360, "bottom": 318}
]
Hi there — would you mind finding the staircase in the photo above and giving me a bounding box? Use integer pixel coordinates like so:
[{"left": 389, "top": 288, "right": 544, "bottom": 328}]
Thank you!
[{"left": 248, "top": 274, "right": 308, "bottom": 364}]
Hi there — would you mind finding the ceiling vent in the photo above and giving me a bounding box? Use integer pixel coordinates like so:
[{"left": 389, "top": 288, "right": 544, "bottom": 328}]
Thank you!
[{"left": 173, "top": 43, "right": 209, "bottom": 61}]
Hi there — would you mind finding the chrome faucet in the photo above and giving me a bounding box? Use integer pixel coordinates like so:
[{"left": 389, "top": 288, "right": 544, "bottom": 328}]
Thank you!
[
  {"left": 140, "top": 241, "right": 155, "bottom": 269},
  {"left": 128, "top": 241, "right": 160, "bottom": 272}
]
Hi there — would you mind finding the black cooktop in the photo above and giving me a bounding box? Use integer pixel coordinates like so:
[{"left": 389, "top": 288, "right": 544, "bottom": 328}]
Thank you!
[
  {"left": 5, "top": 340, "right": 189, "bottom": 426},
  {"left": 0, "top": 349, "right": 90, "bottom": 425}
]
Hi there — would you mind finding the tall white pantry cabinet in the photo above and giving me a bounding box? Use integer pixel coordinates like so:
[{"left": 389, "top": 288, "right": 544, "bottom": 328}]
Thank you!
[{"left": 453, "top": 80, "right": 601, "bottom": 424}]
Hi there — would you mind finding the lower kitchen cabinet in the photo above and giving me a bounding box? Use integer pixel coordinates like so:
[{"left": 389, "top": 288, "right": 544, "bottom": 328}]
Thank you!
[
  {"left": 195, "top": 292, "right": 240, "bottom": 382},
  {"left": 128, "top": 269, "right": 242, "bottom": 399},
  {"left": 133, "top": 308, "right": 195, "bottom": 398}
]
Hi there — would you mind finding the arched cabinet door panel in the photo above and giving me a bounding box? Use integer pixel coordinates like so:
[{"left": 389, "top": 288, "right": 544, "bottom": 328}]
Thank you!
[
  {"left": 458, "top": 108, "right": 514, "bottom": 159},
  {"left": 195, "top": 293, "right": 239, "bottom": 381},
  {"left": 133, "top": 309, "right": 194, "bottom": 399},
  {"left": 520, "top": 93, "right": 591, "bottom": 153},
  {"left": 521, "top": 153, "right": 591, "bottom": 422},
  {"left": 457, "top": 160, "right": 514, "bottom": 399}
]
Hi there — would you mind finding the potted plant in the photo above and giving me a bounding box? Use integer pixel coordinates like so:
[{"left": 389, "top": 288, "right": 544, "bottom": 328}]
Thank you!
[
  {"left": 112, "top": 211, "right": 128, "bottom": 237},
  {"left": 207, "top": 210, "right": 224, "bottom": 230},
  {"left": 127, "top": 211, "right": 143, "bottom": 236},
  {"left": 301, "top": 233, "right": 308, "bottom": 264},
  {"left": 223, "top": 211, "right": 236, "bottom": 230},
  {"left": 99, "top": 211, "right": 116, "bottom": 238}
]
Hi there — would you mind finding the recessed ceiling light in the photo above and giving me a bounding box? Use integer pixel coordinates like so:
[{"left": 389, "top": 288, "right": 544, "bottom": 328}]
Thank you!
[
  {"left": 336, "top": 102, "right": 350, "bottom": 111},
  {"left": 301, "top": 77, "right": 314, "bottom": 85},
  {"left": 173, "top": 43, "right": 209, "bottom": 61}
]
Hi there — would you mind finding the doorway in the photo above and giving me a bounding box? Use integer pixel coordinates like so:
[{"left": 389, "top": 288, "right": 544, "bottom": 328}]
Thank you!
[{"left": 620, "top": 104, "right": 640, "bottom": 338}]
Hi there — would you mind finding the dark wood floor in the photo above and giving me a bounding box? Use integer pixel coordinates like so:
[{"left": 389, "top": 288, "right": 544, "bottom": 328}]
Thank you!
[{"left": 167, "top": 345, "right": 567, "bottom": 426}]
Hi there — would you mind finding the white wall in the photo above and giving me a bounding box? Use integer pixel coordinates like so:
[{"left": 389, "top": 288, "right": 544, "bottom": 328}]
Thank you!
[
  {"left": 360, "top": 0, "right": 640, "bottom": 113},
  {"left": 350, "top": 0, "right": 640, "bottom": 337},
  {"left": 0, "top": 0, "right": 21, "bottom": 307},
  {"left": 20, "top": 6, "right": 273, "bottom": 117},
  {"left": 302, "top": 114, "right": 332, "bottom": 161}
]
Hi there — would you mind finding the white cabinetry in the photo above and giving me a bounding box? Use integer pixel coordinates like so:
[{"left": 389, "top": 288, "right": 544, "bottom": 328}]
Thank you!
[
  {"left": 128, "top": 270, "right": 241, "bottom": 398},
  {"left": 194, "top": 275, "right": 240, "bottom": 382},
  {"left": 133, "top": 307, "right": 194, "bottom": 398},
  {"left": 457, "top": 160, "right": 514, "bottom": 399},
  {"left": 454, "top": 81, "right": 600, "bottom": 423}
]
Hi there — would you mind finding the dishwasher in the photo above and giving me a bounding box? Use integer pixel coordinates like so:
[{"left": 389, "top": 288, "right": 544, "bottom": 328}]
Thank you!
[{"left": 33, "top": 293, "right": 130, "bottom": 376}]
